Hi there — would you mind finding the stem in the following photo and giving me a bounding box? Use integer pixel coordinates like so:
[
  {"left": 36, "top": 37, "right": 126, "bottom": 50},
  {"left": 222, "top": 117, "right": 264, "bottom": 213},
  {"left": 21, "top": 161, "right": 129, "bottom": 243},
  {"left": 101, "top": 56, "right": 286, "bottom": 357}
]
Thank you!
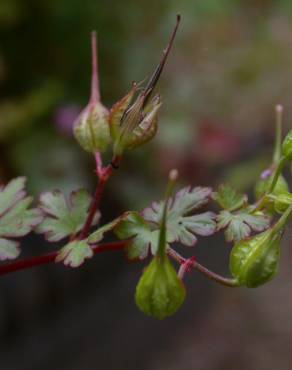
[
  {"left": 268, "top": 156, "right": 286, "bottom": 194},
  {"left": 271, "top": 204, "right": 292, "bottom": 236},
  {"left": 167, "top": 248, "right": 239, "bottom": 287},
  {"left": 192, "top": 261, "right": 240, "bottom": 287},
  {"left": 0, "top": 241, "right": 127, "bottom": 277},
  {"left": 79, "top": 167, "right": 112, "bottom": 240},
  {"left": 157, "top": 169, "right": 178, "bottom": 258},
  {"left": 254, "top": 155, "right": 287, "bottom": 212},
  {"left": 79, "top": 155, "right": 121, "bottom": 240},
  {"left": 273, "top": 105, "right": 283, "bottom": 164}
]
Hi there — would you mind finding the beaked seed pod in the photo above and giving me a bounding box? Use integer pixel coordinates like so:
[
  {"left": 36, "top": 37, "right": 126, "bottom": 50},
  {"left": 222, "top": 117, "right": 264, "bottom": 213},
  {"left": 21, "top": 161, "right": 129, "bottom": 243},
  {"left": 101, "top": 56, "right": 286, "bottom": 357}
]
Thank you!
[
  {"left": 74, "top": 101, "right": 110, "bottom": 153},
  {"left": 254, "top": 173, "right": 289, "bottom": 213},
  {"left": 254, "top": 173, "right": 288, "bottom": 200},
  {"left": 229, "top": 229, "right": 282, "bottom": 288},
  {"left": 73, "top": 31, "right": 111, "bottom": 154},
  {"left": 273, "top": 191, "right": 292, "bottom": 214},
  {"left": 109, "top": 15, "right": 180, "bottom": 157},
  {"left": 135, "top": 255, "right": 186, "bottom": 319},
  {"left": 282, "top": 130, "right": 292, "bottom": 160}
]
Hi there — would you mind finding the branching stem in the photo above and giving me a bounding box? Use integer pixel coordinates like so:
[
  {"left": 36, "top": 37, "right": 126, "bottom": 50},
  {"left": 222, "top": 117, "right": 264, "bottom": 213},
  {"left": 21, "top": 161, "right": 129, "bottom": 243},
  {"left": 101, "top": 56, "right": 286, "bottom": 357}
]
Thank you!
[
  {"left": 0, "top": 241, "right": 127, "bottom": 277},
  {"left": 79, "top": 155, "right": 121, "bottom": 240},
  {"left": 167, "top": 248, "right": 239, "bottom": 287}
]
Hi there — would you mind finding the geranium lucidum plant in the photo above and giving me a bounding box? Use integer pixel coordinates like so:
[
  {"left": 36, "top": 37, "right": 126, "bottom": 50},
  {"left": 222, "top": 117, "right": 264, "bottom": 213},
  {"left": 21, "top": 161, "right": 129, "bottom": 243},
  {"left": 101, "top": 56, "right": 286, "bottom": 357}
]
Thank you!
[{"left": 2, "top": 15, "right": 292, "bottom": 319}]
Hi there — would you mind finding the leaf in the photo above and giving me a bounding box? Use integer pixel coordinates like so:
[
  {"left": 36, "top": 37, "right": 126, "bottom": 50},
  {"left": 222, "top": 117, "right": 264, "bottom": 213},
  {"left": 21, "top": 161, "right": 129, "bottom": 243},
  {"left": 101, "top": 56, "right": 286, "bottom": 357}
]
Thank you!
[
  {"left": 114, "top": 212, "right": 160, "bottom": 260},
  {"left": 55, "top": 240, "right": 93, "bottom": 268},
  {"left": 217, "top": 209, "right": 271, "bottom": 242},
  {"left": 0, "top": 239, "right": 21, "bottom": 261},
  {"left": 0, "top": 177, "right": 43, "bottom": 260},
  {"left": 142, "top": 187, "right": 216, "bottom": 247},
  {"left": 212, "top": 184, "right": 247, "bottom": 211},
  {"left": 36, "top": 189, "right": 100, "bottom": 242},
  {"left": 88, "top": 213, "right": 130, "bottom": 244}
]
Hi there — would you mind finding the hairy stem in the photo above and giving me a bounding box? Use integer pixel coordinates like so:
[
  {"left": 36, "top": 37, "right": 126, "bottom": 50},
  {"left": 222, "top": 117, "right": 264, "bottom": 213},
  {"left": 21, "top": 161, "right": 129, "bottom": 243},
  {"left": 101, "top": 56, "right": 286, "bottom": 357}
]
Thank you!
[
  {"left": 0, "top": 241, "right": 127, "bottom": 277},
  {"left": 268, "top": 156, "right": 286, "bottom": 193},
  {"left": 79, "top": 168, "right": 111, "bottom": 239},
  {"left": 79, "top": 156, "right": 121, "bottom": 240},
  {"left": 253, "top": 155, "right": 287, "bottom": 212},
  {"left": 167, "top": 248, "right": 239, "bottom": 287}
]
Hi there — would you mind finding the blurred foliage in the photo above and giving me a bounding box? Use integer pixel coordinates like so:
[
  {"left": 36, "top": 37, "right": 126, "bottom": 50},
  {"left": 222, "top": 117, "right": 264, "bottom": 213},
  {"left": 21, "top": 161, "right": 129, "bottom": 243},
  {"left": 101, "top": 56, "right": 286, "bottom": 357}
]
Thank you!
[{"left": 1, "top": 0, "right": 292, "bottom": 206}]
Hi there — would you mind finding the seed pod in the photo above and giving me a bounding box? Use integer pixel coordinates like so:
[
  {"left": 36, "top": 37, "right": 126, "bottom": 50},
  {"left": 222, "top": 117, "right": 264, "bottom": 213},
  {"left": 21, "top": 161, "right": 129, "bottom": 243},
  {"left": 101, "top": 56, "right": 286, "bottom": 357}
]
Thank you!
[
  {"left": 110, "top": 90, "right": 161, "bottom": 156},
  {"left": 255, "top": 173, "right": 288, "bottom": 200},
  {"left": 74, "top": 102, "right": 110, "bottom": 153},
  {"left": 109, "top": 15, "right": 180, "bottom": 156},
  {"left": 274, "top": 191, "right": 292, "bottom": 214},
  {"left": 135, "top": 168, "right": 185, "bottom": 319},
  {"left": 254, "top": 173, "right": 289, "bottom": 213},
  {"left": 73, "top": 31, "right": 111, "bottom": 154},
  {"left": 135, "top": 255, "right": 186, "bottom": 319},
  {"left": 282, "top": 130, "right": 292, "bottom": 160},
  {"left": 229, "top": 229, "right": 282, "bottom": 288}
]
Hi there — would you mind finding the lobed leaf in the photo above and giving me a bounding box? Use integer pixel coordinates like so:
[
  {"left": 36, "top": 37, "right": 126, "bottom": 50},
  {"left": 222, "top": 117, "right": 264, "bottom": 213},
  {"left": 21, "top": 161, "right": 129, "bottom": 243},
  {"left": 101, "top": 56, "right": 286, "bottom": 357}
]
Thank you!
[
  {"left": 88, "top": 213, "right": 130, "bottom": 244},
  {"left": 55, "top": 240, "right": 93, "bottom": 268},
  {"left": 212, "top": 184, "right": 247, "bottom": 211},
  {"left": 143, "top": 186, "right": 216, "bottom": 247},
  {"left": 0, "top": 177, "right": 43, "bottom": 260},
  {"left": 217, "top": 209, "right": 271, "bottom": 242},
  {"left": 114, "top": 211, "right": 160, "bottom": 260},
  {"left": 36, "top": 189, "right": 100, "bottom": 242}
]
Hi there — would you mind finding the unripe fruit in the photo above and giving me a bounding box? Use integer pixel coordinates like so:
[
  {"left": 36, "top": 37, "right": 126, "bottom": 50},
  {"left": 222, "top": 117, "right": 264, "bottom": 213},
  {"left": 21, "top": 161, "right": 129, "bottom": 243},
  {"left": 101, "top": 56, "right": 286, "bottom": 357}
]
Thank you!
[
  {"left": 135, "top": 255, "right": 186, "bottom": 319},
  {"left": 230, "top": 229, "right": 281, "bottom": 288},
  {"left": 282, "top": 130, "right": 292, "bottom": 160},
  {"left": 73, "top": 102, "right": 111, "bottom": 153}
]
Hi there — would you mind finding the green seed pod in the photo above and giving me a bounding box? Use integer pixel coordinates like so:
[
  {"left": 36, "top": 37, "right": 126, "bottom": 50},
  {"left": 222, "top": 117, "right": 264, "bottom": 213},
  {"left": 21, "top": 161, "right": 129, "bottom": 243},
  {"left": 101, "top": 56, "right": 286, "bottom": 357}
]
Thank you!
[
  {"left": 282, "top": 130, "right": 292, "bottom": 160},
  {"left": 73, "top": 31, "right": 111, "bottom": 154},
  {"left": 274, "top": 191, "right": 292, "bottom": 214},
  {"left": 254, "top": 173, "right": 289, "bottom": 213},
  {"left": 254, "top": 173, "right": 288, "bottom": 200},
  {"left": 135, "top": 255, "right": 186, "bottom": 319},
  {"left": 229, "top": 229, "right": 282, "bottom": 288},
  {"left": 74, "top": 101, "right": 110, "bottom": 153}
]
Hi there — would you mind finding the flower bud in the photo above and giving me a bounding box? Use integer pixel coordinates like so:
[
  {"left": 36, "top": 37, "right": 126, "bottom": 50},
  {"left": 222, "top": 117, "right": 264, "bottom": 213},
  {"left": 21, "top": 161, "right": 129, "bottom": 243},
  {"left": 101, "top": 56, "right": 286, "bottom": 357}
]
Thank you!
[
  {"left": 73, "top": 31, "right": 111, "bottom": 153},
  {"left": 229, "top": 228, "right": 281, "bottom": 288},
  {"left": 135, "top": 255, "right": 186, "bottom": 319},
  {"left": 282, "top": 130, "right": 292, "bottom": 160}
]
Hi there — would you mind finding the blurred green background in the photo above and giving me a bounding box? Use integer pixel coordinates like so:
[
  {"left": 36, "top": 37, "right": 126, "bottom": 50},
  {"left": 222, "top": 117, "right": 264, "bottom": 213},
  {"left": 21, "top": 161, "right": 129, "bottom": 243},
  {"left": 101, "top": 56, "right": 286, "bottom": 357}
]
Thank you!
[{"left": 1, "top": 1, "right": 292, "bottom": 369}]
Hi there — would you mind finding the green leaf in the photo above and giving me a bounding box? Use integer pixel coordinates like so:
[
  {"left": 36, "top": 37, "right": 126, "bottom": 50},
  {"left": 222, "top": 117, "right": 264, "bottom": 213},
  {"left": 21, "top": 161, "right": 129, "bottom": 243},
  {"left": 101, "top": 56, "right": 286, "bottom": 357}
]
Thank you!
[
  {"left": 0, "top": 239, "right": 21, "bottom": 261},
  {"left": 217, "top": 209, "right": 271, "bottom": 242},
  {"left": 212, "top": 184, "right": 247, "bottom": 211},
  {"left": 142, "top": 186, "right": 216, "bottom": 247},
  {"left": 36, "top": 189, "right": 100, "bottom": 242},
  {"left": 114, "top": 212, "right": 160, "bottom": 260},
  {"left": 55, "top": 240, "right": 93, "bottom": 268},
  {"left": 0, "top": 177, "right": 43, "bottom": 260},
  {"left": 88, "top": 213, "right": 129, "bottom": 244}
]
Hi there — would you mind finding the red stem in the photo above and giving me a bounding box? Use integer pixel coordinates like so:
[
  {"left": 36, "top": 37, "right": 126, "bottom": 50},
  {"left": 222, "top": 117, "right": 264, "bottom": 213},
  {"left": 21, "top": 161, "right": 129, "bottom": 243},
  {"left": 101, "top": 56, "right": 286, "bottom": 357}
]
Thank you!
[
  {"left": 79, "top": 170, "right": 111, "bottom": 239},
  {"left": 0, "top": 241, "right": 127, "bottom": 277}
]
